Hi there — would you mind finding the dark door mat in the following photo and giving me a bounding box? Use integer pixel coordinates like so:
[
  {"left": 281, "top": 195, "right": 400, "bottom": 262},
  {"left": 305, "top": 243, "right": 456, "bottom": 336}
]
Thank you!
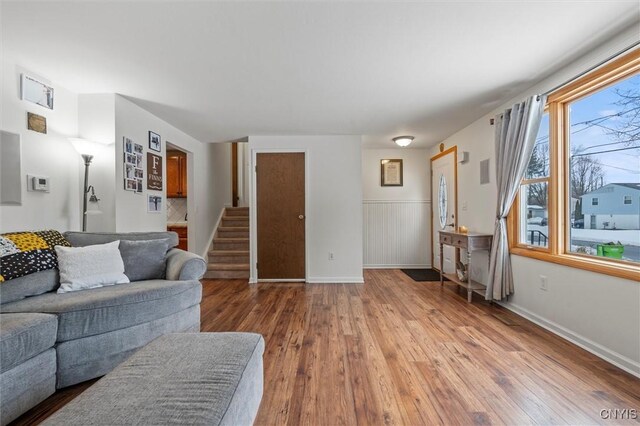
[{"left": 401, "top": 269, "right": 448, "bottom": 282}]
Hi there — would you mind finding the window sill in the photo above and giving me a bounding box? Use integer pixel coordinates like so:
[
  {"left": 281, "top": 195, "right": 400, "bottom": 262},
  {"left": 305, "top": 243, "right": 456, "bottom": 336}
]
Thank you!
[{"left": 510, "top": 247, "right": 639, "bottom": 281}]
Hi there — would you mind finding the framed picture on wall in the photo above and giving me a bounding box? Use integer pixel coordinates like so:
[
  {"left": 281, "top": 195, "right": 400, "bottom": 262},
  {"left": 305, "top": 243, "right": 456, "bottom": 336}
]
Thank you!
[
  {"left": 21, "top": 74, "right": 54, "bottom": 110},
  {"left": 148, "top": 195, "right": 162, "bottom": 213},
  {"left": 381, "top": 159, "right": 403, "bottom": 186},
  {"left": 149, "top": 131, "right": 161, "bottom": 152}
]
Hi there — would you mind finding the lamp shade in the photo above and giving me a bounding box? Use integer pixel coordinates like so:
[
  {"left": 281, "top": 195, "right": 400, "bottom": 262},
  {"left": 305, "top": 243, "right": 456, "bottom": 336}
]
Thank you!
[
  {"left": 392, "top": 136, "right": 414, "bottom": 147},
  {"left": 69, "top": 138, "right": 108, "bottom": 157}
]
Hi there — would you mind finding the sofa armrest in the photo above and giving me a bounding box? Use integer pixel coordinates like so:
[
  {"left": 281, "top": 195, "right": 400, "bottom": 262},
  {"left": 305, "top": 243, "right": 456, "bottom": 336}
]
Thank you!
[{"left": 165, "top": 249, "right": 206, "bottom": 281}]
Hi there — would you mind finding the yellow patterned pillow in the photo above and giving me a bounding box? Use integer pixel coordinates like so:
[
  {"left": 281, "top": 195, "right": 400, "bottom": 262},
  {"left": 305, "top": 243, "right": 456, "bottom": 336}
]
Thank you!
[{"left": 0, "top": 230, "right": 71, "bottom": 282}]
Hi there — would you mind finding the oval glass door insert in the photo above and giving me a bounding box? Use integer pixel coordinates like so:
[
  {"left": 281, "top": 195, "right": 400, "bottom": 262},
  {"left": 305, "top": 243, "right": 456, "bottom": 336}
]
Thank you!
[{"left": 438, "top": 174, "right": 448, "bottom": 229}]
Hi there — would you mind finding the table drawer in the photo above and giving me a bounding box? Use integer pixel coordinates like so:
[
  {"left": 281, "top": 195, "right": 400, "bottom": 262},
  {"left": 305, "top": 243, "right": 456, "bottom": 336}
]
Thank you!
[{"left": 439, "top": 233, "right": 452, "bottom": 245}]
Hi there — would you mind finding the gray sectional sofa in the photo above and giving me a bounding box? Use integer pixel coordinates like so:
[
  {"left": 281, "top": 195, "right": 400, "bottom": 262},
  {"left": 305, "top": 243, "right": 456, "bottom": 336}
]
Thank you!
[{"left": 0, "top": 231, "right": 206, "bottom": 425}]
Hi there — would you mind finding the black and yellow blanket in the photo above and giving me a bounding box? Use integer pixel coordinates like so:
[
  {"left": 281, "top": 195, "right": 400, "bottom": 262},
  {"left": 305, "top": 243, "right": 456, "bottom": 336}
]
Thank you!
[{"left": 0, "top": 230, "right": 70, "bottom": 282}]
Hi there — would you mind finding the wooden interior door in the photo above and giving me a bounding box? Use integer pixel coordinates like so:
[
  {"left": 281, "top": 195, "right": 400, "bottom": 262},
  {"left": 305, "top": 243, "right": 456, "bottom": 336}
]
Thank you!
[
  {"left": 256, "top": 152, "right": 305, "bottom": 280},
  {"left": 431, "top": 148, "right": 457, "bottom": 273}
]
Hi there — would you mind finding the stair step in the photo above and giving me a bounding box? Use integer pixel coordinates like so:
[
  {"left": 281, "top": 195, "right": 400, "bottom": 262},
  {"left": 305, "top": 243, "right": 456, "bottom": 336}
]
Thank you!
[
  {"left": 208, "top": 250, "right": 250, "bottom": 256},
  {"left": 212, "top": 238, "right": 249, "bottom": 251},
  {"left": 203, "top": 269, "right": 250, "bottom": 279},
  {"left": 217, "top": 227, "right": 249, "bottom": 238},
  {"left": 221, "top": 216, "right": 249, "bottom": 227},
  {"left": 225, "top": 207, "right": 249, "bottom": 216},
  {"left": 207, "top": 263, "right": 250, "bottom": 271},
  {"left": 208, "top": 250, "right": 249, "bottom": 263}
]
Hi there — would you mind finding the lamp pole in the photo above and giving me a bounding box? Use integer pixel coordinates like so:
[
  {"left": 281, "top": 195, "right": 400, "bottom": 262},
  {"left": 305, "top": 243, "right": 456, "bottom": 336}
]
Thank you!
[{"left": 81, "top": 154, "right": 93, "bottom": 232}]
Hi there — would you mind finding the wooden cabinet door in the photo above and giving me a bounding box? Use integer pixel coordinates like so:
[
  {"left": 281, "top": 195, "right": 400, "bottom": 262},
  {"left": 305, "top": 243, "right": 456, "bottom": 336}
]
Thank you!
[
  {"left": 167, "top": 152, "right": 182, "bottom": 197},
  {"left": 179, "top": 155, "right": 188, "bottom": 197}
]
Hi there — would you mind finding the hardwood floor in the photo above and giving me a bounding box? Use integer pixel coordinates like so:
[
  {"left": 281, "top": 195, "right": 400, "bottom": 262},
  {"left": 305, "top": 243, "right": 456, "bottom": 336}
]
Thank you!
[{"left": 13, "top": 269, "right": 640, "bottom": 425}]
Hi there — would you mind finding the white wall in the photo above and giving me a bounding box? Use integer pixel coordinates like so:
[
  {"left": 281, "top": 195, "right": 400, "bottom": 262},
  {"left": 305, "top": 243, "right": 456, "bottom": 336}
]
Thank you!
[
  {"left": 432, "top": 26, "right": 640, "bottom": 376},
  {"left": 114, "top": 95, "right": 230, "bottom": 257},
  {"left": 248, "top": 135, "right": 363, "bottom": 283},
  {"left": 362, "top": 148, "right": 431, "bottom": 267},
  {"left": 0, "top": 57, "right": 81, "bottom": 232}
]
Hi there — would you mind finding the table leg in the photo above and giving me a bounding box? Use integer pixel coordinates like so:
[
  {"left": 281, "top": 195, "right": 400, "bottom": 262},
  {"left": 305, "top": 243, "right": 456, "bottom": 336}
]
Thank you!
[
  {"left": 439, "top": 243, "right": 444, "bottom": 286},
  {"left": 467, "top": 249, "right": 472, "bottom": 303}
]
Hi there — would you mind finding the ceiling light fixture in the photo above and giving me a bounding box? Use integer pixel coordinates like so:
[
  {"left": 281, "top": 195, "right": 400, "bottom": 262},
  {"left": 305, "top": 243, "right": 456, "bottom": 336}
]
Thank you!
[{"left": 393, "top": 136, "right": 414, "bottom": 147}]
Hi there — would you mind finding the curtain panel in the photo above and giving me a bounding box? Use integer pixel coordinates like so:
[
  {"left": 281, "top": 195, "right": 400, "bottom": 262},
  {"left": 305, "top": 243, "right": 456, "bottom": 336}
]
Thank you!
[{"left": 487, "top": 95, "right": 546, "bottom": 301}]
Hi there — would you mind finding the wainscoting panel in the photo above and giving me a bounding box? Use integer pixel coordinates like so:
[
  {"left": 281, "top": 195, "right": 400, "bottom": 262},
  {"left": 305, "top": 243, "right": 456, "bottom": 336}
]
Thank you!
[{"left": 363, "top": 200, "right": 431, "bottom": 268}]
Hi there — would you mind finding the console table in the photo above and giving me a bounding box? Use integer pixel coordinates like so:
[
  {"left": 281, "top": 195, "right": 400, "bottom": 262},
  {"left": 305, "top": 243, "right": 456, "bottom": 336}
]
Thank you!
[{"left": 439, "top": 231, "right": 492, "bottom": 303}]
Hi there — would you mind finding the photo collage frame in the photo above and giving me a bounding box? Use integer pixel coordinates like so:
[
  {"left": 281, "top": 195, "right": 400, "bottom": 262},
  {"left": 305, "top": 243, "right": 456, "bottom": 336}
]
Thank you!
[{"left": 123, "top": 137, "right": 144, "bottom": 194}]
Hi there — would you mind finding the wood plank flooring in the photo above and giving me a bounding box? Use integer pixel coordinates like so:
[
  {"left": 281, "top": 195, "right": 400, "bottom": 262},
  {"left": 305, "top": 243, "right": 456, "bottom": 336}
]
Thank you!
[{"left": 13, "top": 269, "right": 640, "bottom": 425}]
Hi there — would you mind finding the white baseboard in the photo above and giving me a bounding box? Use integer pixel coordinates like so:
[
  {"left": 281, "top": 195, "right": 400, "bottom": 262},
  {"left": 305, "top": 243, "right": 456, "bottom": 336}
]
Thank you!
[
  {"left": 499, "top": 301, "right": 640, "bottom": 378},
  {"left": 364, "top": 264, "right": 431, "bottom": 269},
  {"left": 201, "top": 207, "right": 226, "bottom": 259},
  {"left": 306, "top": 277, "right": 365, "bottom": 284},
  {"left": 257, "top": 279, "right": 305, "bottom": 283}
]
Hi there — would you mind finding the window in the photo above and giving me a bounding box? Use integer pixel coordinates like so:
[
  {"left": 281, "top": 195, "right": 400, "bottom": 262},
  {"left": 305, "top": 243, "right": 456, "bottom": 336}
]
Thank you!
[
  {"left": 510, "top": 49, "right": 640, "bottom": 280},
  {"left": 517, "top": 113, "right": 550, "bottom": 248}
]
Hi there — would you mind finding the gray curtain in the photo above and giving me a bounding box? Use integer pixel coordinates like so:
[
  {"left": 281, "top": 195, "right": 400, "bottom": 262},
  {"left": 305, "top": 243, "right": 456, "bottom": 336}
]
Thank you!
[{"left": 487, "top": 95, "right": 546, "bottom": 301}]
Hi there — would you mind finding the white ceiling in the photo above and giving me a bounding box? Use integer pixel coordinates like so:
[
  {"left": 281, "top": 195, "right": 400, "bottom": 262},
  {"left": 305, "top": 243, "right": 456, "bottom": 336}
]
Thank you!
[{"left": 2, "top": 1, "right": 638, "bottom": 148}]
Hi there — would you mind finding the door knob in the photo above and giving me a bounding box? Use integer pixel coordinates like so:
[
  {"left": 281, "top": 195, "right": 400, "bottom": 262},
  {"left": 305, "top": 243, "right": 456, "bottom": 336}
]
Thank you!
[{"left": 298, "top": 215, "right": 305, "bottom": 220}]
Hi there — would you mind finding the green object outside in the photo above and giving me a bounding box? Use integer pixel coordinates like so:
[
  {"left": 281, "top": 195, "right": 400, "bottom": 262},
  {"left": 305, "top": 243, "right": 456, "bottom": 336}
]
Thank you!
[{"left": 596, "top": 244, "right": 624, "bottom": 259}]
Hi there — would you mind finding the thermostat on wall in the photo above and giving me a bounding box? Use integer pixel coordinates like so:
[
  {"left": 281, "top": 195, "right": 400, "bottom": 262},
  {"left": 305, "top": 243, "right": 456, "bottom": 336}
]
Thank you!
[{"left": 27, "top": 175, "right": 50, "bottom": 192}]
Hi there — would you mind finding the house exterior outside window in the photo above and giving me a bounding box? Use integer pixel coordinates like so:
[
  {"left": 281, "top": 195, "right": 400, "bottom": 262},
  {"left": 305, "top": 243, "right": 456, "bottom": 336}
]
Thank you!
[{"left": 581, "top": 184, "right": 640, "bottom": 230}]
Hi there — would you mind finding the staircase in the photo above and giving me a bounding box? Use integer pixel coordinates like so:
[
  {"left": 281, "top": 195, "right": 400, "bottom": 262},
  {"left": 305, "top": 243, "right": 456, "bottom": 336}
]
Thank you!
[{"left": 204, "top": 207, "right": 250, "bottom": 279}]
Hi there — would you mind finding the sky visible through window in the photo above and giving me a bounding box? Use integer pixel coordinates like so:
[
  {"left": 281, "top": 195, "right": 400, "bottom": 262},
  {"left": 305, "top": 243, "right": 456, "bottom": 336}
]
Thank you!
[{"left": 569, "top": 74, "right": 640, "bottom": 185}]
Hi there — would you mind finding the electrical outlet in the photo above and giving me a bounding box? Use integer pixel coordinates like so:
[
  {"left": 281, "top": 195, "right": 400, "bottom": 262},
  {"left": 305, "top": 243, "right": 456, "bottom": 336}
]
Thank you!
[
  {"left": 329, "top": 252, "right": 334, "bottom": 261},
  {"left": 540, "top": 275, "right": 548, "bottom": 291},
  {"left": 462, "top": 201, "right": 468, "bottom": 211}
]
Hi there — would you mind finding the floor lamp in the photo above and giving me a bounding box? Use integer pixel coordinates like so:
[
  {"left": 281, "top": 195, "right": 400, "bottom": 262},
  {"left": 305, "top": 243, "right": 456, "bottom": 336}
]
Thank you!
[{"left": 69, "top": 138, "right": 103, "bottom": 232}]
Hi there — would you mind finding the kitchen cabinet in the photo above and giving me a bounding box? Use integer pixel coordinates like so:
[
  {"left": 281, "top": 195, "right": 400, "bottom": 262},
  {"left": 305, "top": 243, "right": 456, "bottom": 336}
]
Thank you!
[
  {"left": 167, "top": 150, "right": 187, "bottom": 198},
  {"left": 167, "top": 225, "right": 188, "bottom": 251}
]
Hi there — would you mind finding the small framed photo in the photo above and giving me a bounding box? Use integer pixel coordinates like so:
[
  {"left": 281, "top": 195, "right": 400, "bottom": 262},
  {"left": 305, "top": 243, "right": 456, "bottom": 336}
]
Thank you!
[
  {"left": 125, "top": 164, "right": 136, "bottom": 179},
  {"left": 136, "top": 179, "right": 143, "bottom": 194},
  {"left": 148, "top": 195, "right": 162, "bottom": 213},
  {"left": 21, "top": 74, "right": 54, "bottom": 109},
  {"left": 125, "top": 179, "right": 137, "bottom": 191},
  {"left": 134, "top": 143, "right": 143, "bottom": 154},
  {"left": 124, "top": 137, "right": 133, "bottom": 154},
  {"left": 381, "top": 159, "right": 403, "bottom": 186},
  {"left": 149, "top": 131, "right": 161, "bottom": 152},
  {"left": 134, "top": 168, "right": 144, "bottom": 179}
]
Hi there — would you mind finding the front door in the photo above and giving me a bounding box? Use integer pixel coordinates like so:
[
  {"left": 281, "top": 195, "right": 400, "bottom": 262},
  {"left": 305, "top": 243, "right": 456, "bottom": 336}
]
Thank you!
[
  {"left": 431, "top": 148, "right": 457, "bottom": 273},
  {"left": 256, "top": 152, "right": 306, "bottom": 280}
]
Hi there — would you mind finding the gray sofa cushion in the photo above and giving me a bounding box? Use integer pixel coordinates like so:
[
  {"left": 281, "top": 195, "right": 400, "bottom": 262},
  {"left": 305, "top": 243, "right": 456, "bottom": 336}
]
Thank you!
[
  {"left": 43, "top": 333, "right": 264, "bottom": 426},
  {"left": 0, "top": 313, "right": 58, "bottom": 374},
  {"left": 1, "top": 280, "right": 202, "bottom": 342},
  {"left": 0, "top": 269, "right": 59, "bottom": 305},
  {"left": 0, "top": 348, "right": 56, "bottom": 425},
  {"left": 64, "top": 231, "right": 178, "bottom": 249},
  {"left": 56, "top": 305, "right": 200, "bottom": 389},
  {"left": 119, "top": 239, "right": 169, "bottom": 282}
]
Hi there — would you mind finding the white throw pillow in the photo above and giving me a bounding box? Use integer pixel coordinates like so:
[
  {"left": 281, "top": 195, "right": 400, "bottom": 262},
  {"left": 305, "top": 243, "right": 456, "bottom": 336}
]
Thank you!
[{"left": 55, "top": 240, "right": 130, "bottom": 293}]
